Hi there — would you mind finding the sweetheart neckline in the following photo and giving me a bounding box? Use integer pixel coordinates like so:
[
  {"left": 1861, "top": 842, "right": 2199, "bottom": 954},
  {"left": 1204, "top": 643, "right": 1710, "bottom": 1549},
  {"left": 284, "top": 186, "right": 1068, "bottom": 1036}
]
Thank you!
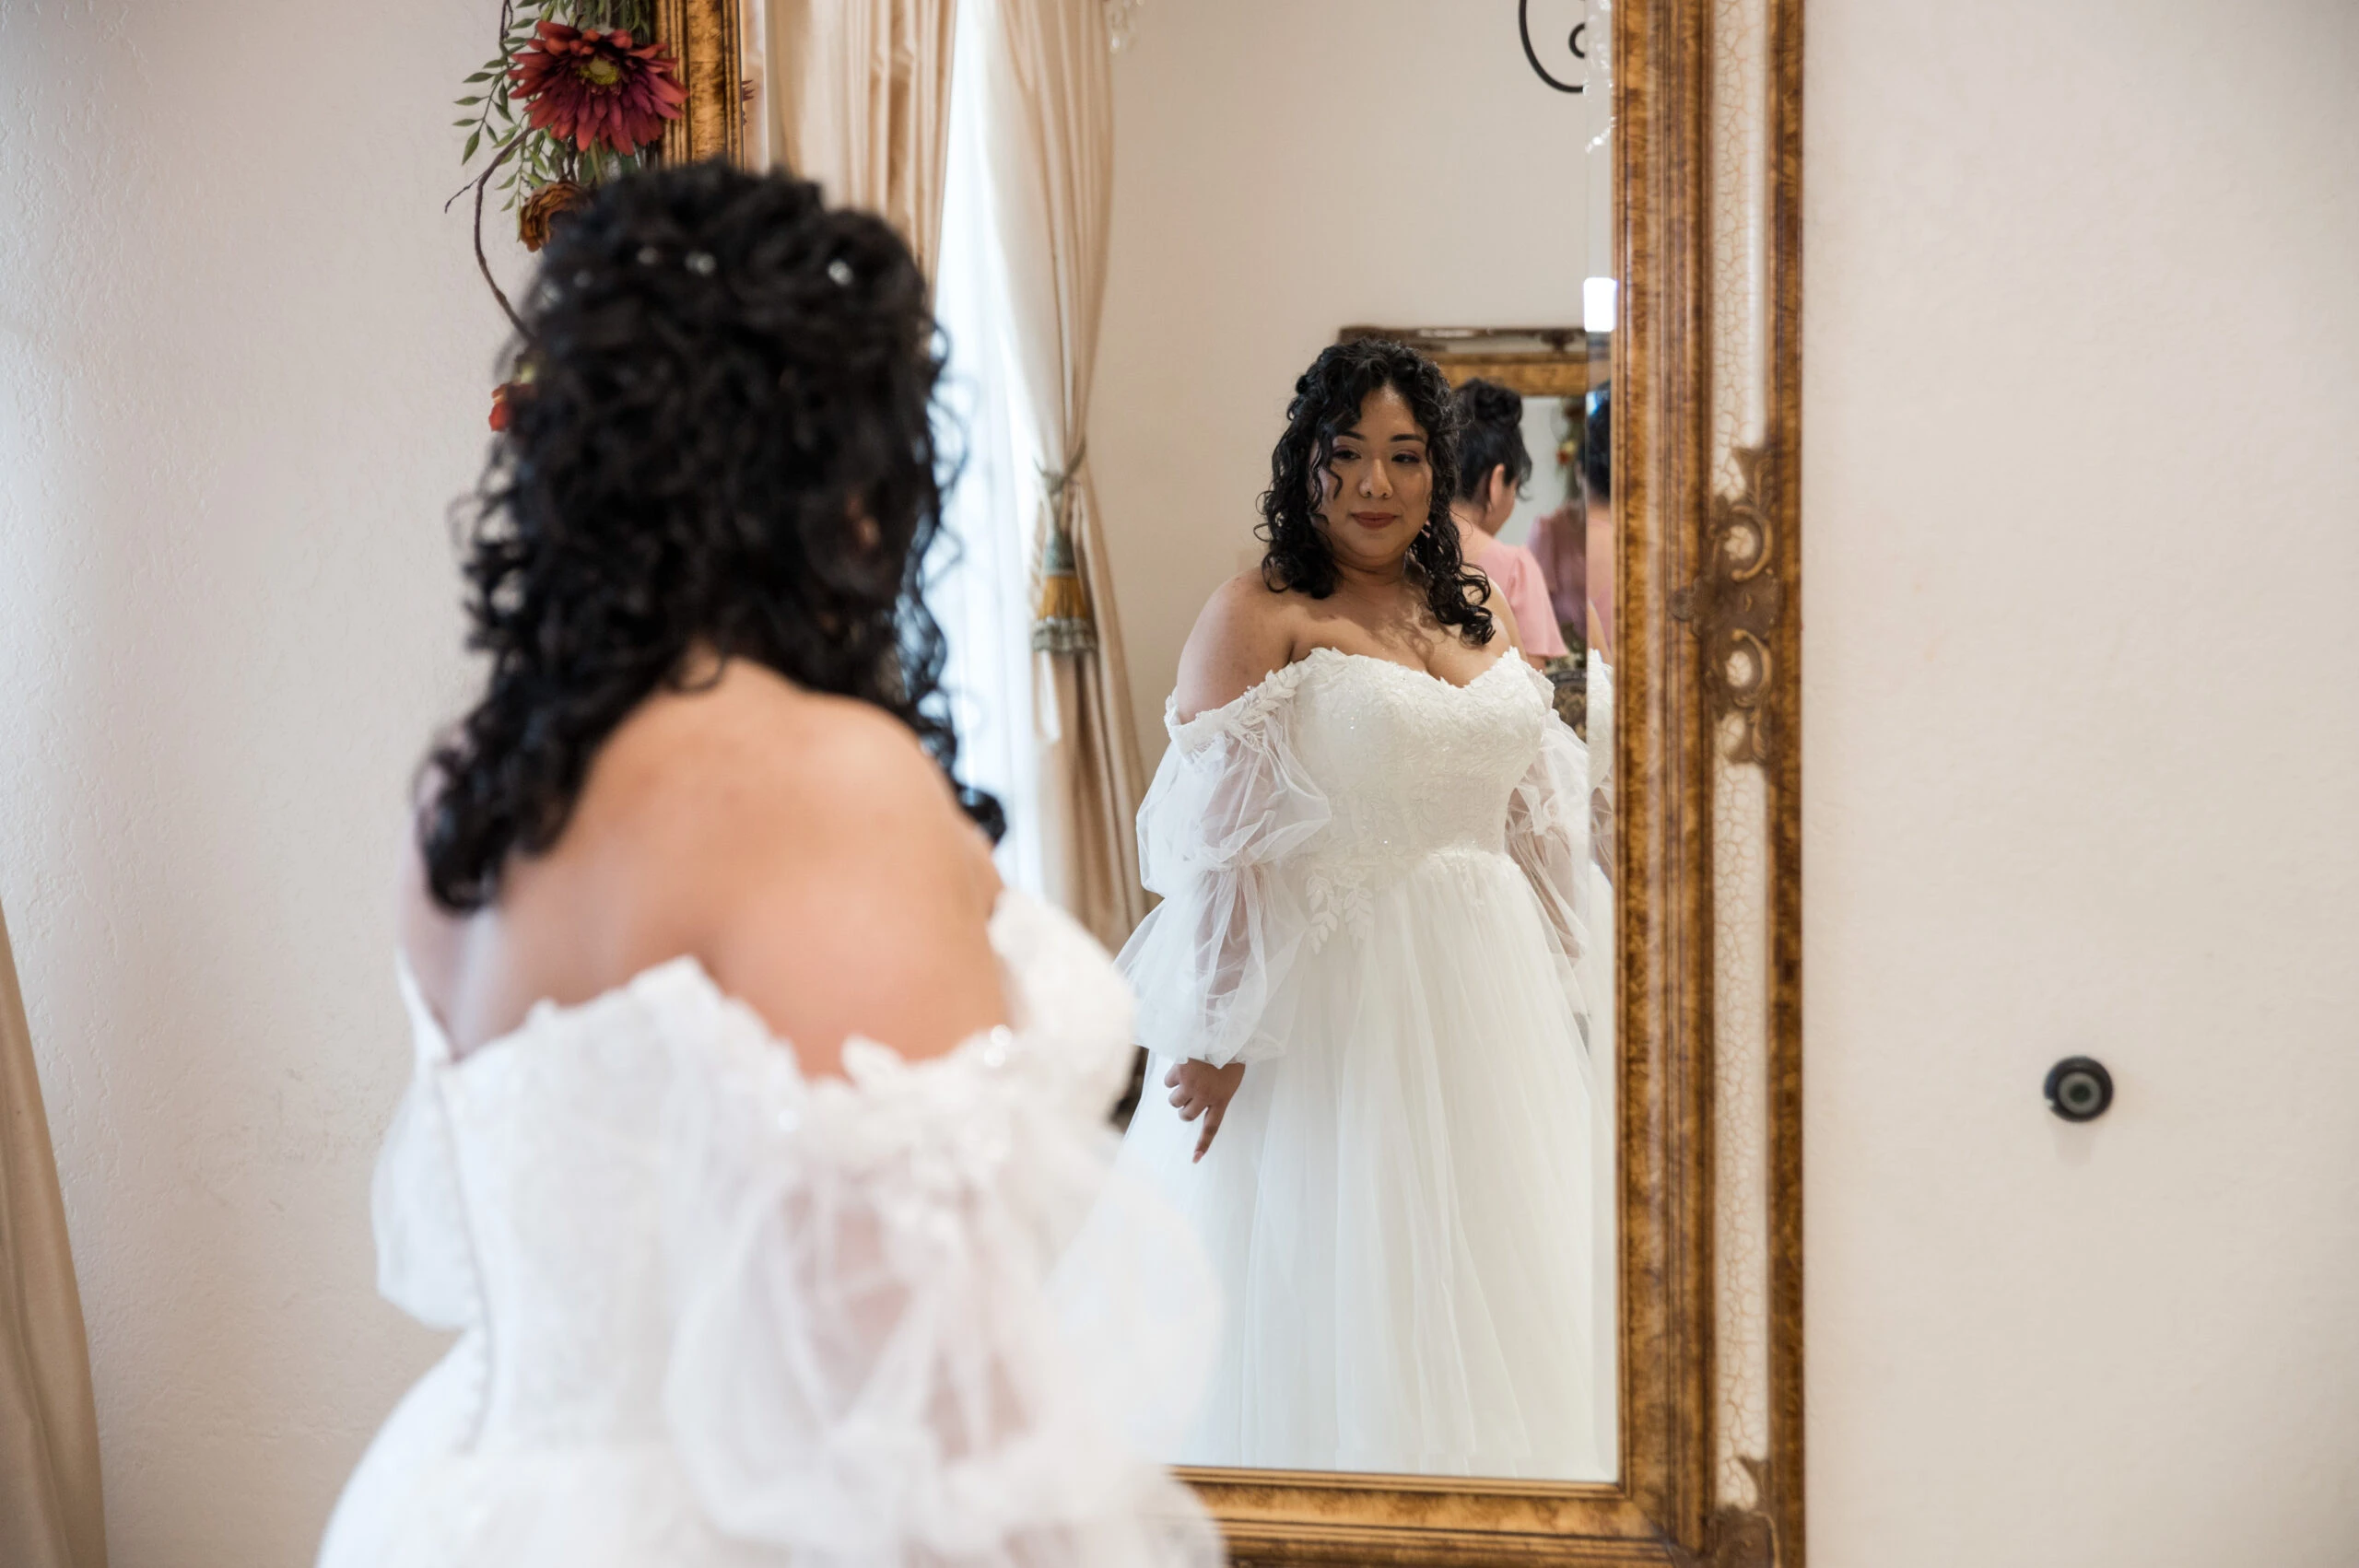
[
  {"left": 1303, "top": 644, "right": 1524, "bottom": 690},
  {"left": 1169, "top": 644, "right": 1530, "bottom": 731}
]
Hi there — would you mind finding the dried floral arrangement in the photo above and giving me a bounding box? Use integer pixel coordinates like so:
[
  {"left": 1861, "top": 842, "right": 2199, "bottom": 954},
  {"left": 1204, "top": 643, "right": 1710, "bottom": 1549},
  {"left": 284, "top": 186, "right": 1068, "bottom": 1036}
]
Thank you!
[{"left": 453, "top": 2, "right": 686, "bottom": 425}]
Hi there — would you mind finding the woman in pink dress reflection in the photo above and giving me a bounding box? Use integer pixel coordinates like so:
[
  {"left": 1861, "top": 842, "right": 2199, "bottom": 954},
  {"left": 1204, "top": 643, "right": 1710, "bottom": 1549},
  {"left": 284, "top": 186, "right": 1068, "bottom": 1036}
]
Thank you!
[{"left": 1447, "top": 379, "right": 1568, "bottom": 659}]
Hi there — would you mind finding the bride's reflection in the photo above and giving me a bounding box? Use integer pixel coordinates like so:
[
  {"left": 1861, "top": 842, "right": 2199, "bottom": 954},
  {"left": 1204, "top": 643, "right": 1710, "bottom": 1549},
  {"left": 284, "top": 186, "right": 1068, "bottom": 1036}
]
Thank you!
[{"left": 1105, "top": 339, "right": 1606, "bottom": 1479}]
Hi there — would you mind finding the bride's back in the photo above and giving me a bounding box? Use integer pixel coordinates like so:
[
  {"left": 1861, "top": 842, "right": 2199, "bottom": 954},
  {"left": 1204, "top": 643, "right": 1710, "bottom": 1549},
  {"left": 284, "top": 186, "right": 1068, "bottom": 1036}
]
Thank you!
[{"left": 402, "top": 655, "right": 1004, "bottom": 1080}]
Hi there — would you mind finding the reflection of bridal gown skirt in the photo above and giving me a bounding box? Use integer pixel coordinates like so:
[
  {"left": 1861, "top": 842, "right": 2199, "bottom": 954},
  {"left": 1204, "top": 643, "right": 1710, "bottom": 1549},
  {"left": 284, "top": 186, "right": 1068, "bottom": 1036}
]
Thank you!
[{"left": 1103, "top": 649, "right": 1606, "bottom": 1479}]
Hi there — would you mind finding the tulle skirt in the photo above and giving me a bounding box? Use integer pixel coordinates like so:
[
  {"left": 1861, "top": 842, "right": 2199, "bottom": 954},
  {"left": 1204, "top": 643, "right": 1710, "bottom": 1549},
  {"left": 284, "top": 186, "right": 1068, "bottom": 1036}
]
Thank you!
[
  {"left": 320, "top": 1331, "right": 1224, "bottom": 1568},
  {"left": 1109, "top": 848, "right": 1611, "bottom": 1480},
  {"left": 318, "top": 1340, "right": 769, "bottom": 1568}
]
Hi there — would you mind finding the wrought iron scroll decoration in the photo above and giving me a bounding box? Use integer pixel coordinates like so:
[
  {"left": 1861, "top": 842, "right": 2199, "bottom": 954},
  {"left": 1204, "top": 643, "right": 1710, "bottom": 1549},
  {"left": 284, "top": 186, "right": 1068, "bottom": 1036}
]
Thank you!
[{"left": 1520, "top": 0, "right": 1589, "bottom": 93}]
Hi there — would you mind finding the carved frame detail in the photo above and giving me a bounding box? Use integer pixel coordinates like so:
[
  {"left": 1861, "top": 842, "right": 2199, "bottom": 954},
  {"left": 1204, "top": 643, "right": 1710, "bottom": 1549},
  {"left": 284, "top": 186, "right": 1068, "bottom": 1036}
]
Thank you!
[
  {"left": 654, "top": 0, "right": 1804, "bottom": 1561},
  {"left": 655, "top": 0, "right": 745, "bottom": 167},
  {"left": 1336, "top": 327, "right": 1595, "bottom": 399}
]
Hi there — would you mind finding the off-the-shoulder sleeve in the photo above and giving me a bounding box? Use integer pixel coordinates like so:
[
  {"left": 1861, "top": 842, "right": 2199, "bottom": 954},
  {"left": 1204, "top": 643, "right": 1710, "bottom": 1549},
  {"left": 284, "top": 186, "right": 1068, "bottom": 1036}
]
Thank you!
[
  {"left": 659, "top": 896, "right": 1225, "bottom": 1566},
  {"left": 372, "top": 964, "right": 480, "bottom": 1332},
  {"left": 1118, "top": 669, "right": 1330, "bottom": 1069},
  {"left": 1505, "top": 660, "right": 1595, "bottom": 1012}
]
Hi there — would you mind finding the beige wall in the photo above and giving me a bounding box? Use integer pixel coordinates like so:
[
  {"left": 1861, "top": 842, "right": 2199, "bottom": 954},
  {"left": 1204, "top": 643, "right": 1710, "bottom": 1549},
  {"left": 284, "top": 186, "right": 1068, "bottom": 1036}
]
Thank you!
[
  {"left": 1093, "top": 0, "right": 1598, "bottom": 759},
  {"left": 0, "top": 3, "right": 489, "bottom": 1561},
  {"left": 1803, "top": 0, "right": 2359, "bottom": 1562}
]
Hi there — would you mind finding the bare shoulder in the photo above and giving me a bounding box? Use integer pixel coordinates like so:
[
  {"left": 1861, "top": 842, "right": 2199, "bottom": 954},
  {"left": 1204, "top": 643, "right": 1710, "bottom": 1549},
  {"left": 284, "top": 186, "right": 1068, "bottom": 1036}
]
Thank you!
[
  {"left": 588, "top": 662, "right": 1006, "bottom": 1072},
  {"left": 601, "top": 661, "right": 964, "bottom": 832},
  {"left": 1172, "top": 569, "right": 1303, "bottom": 722}
]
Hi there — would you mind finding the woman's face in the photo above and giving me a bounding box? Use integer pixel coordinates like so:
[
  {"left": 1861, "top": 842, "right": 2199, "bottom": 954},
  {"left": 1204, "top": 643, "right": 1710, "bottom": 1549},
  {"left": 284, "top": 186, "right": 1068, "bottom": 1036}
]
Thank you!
[{"left": 1314, "top": 383, "right": 1435, "bottom": 575}]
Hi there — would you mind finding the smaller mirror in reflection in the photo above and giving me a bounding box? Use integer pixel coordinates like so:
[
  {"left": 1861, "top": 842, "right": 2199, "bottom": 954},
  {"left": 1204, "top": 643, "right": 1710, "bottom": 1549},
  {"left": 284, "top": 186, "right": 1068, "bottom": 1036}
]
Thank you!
[{"left": 1074, "top": 337, "right": 1618, "bottom": 1481}]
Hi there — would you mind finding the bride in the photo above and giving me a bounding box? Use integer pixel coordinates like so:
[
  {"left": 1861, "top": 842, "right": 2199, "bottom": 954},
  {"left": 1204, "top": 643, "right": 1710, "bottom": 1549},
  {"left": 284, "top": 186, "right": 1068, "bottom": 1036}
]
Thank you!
[
  {"left": 1109, "top": 340, "right": 1604, "bottom": 1479},
  {"left": 318, "top": 164, "right": 1220, "bottom": 1567}
]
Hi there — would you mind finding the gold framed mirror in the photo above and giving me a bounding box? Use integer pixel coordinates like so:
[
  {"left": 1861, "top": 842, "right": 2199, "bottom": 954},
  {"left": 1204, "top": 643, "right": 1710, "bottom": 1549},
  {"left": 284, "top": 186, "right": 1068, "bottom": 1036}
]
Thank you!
[{"left": 654, "top": 0, "right": 1802, "bottom": 1560}]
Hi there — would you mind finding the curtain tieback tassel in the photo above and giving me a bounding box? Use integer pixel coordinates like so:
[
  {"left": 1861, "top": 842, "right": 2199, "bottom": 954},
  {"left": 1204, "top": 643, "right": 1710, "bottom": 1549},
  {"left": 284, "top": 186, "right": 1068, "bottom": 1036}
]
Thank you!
[{"left": 1032, "top": 448, "right": 1097, "bottom": 656}]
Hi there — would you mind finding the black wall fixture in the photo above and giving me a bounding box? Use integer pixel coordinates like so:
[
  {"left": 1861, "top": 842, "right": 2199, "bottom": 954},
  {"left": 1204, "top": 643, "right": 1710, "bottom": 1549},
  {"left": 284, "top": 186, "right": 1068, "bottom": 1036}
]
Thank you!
[
  {"left": 1520, "top": 0, "right": 1588, "bottom": 93},
  {"left": 2044, "top": 1057, "right": 2116, "bottom": 1123}
]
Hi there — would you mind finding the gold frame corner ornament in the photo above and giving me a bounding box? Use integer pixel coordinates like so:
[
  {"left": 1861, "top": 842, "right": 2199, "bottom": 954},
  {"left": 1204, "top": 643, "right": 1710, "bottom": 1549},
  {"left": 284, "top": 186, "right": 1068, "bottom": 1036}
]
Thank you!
[
  {"left": 656, "top": 0, "right": 1804, "bottom": 1561},
  {"left": 1672, "top": 445, "right": 1784, "bottom": 766}
]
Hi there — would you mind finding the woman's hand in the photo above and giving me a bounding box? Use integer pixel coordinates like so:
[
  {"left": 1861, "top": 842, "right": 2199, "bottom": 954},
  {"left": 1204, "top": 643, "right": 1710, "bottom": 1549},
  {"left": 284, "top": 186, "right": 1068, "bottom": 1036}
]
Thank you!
[{"left": 1166, "top": 1059, "right": 1247, "bottom": 1163}]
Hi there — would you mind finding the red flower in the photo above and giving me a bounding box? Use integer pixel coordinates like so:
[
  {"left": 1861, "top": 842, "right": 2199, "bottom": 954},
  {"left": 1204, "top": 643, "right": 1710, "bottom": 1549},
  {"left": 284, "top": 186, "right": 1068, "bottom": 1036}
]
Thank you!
[{"left": 509, "top": 23, "right": 687, "bottom": 156}]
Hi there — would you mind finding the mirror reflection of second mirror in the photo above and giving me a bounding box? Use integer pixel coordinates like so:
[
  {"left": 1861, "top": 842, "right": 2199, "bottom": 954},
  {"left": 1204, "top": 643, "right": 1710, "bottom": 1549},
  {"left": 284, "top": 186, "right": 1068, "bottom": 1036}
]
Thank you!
[{"left": 1062, "top": 0, "right": 1620, "bottom": 1484}]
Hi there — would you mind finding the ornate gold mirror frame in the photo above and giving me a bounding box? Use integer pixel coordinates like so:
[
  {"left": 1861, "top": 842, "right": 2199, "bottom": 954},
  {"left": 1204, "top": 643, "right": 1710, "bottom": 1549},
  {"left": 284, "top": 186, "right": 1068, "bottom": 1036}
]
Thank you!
[
  {"left": 1337, "top": 327, "right": 1595, "bottom": 400},
  {"left": 656, "top": 1, "right": 1802, "bottom": 1561}
]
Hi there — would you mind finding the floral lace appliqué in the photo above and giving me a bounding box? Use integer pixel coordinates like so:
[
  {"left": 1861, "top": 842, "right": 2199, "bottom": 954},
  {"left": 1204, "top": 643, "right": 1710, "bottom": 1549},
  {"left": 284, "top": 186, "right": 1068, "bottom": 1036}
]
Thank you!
[{"left": 1303, "top": 866, "right": 1374, "bottom": 950}]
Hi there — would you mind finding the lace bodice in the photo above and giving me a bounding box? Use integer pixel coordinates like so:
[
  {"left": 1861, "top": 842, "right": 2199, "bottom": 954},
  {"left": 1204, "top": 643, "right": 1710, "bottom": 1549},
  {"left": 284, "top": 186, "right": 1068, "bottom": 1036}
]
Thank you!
[
  {"left": 1121, "top": 649, "right": 1591, "bottom": 1069},
  {"left": 362, "top": 891, "right": 1220, "bottom": 1563},
  {"left": 1274, "top": 648, "right": 1546, "bottom": 871}
]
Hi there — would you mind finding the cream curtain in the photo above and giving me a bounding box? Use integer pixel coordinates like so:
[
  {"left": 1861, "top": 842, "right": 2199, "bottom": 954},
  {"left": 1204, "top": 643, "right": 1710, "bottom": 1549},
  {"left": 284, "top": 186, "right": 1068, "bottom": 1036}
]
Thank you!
[
  {"left": 0, "top": 898, "right": 107, "bottom": 1568},
  {"left": 980, "top": 0, "right": 1148, "bottom": 949},
  {"left": 760, "top": 0, "right": 961, "bottom": 278}
]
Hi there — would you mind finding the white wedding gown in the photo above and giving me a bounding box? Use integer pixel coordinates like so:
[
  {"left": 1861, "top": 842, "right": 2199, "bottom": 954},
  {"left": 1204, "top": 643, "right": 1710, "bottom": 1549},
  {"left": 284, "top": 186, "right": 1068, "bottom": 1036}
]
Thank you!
[
  {"left": 1109, "top": 647, "right": 1606, "bottom": 1479},
  {"left": 319, "top": 892, "right": 1225, "bottom": 1568}
]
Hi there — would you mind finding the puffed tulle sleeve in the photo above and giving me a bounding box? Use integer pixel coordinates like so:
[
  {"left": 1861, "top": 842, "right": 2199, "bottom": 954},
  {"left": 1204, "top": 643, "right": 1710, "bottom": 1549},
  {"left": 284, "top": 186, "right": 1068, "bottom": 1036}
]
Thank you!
[
  {"left": 660, "top": 895, "right": 1226, "bottom": 1567},
  {"left": 1505, "top": 660, "right": 1596, "bottom": 1017},
  {"left": 1117, "top": 669, "right": 1332, "bottom": 1070},
  {"left": 372, "top": 963, "right": 481, "bottom": 1332}
]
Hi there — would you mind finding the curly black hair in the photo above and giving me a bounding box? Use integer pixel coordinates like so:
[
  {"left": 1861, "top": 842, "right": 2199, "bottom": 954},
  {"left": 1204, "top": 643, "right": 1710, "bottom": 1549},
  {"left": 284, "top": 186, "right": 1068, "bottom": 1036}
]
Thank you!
[
  {"left": 1582, "top": 380, "right": 1612, "bottom": 503},
  {"left": 417, "top": 160, "right": 997, "bottom": 913},
  {"left": 1451, "top": 377, "right": 1533, "bottom": 501},
  {"left": 1256, "top": 339, "right": 1494, "bottom": 646}
]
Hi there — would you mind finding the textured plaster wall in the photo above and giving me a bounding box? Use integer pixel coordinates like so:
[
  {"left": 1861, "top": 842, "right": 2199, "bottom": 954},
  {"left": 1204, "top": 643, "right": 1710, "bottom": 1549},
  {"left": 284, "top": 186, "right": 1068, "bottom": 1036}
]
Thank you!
[
  {"left": 1092, "top": 0, "right": 1599, "bottom": 760},
  {"left": 0, "top": 3, "right": 499, "bottom": 1561},
  {"left": 1804, "top": 0, "right": 2359, "bottom": 1562}
]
